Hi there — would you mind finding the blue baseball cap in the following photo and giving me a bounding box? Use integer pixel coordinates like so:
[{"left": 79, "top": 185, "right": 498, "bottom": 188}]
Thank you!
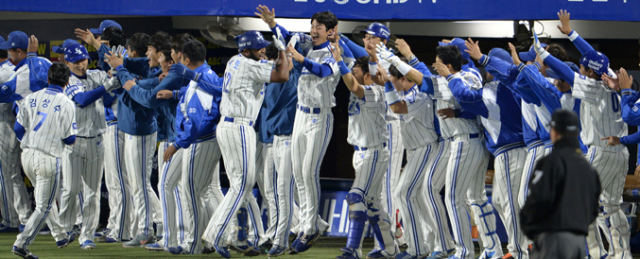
[
  {"left": 52, "top": 39, "right": 80, "bottom": 54},
  {"left": 0, "top": 36, "right": 5, "bottom": 45},
  {"left": 235, "top": 31, "right": 271, "bottom": 51},
  {"left": 579, "top": 50, "right": 609, "bottom": 76},
  {"left": 488, "top": 48, "right": 513, "bottom": 65},
  {"left": 546, "top": 61, "right": 580, "bottom": 80},
  {"left": 439, "top": 38, "right": 471, "bottom": 61},
  {"left": 90, "top": 20, "right": 122, "bottom": 35},
  {"left": 0, "top": 31, "right": 29, "bottom": 50},
  {"left": 361, "top": 22, "right": 390, "bottom": 41},
  {"left": 518, "top": 43, "right": 548, "bottom": 62},
  {"left": 64, "top": 44, "right": 90, "bottom": 63}
]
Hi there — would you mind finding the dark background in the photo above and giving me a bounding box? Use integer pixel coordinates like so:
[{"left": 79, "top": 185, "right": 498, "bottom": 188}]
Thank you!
[{"left": 2, "top": 17, "right": 639, "bottom": 180}]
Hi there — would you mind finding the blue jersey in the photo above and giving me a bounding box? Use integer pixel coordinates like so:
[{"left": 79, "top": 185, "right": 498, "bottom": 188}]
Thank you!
[
  {"left": 114, "top": 67, "right": 157, "bottom": 135},
  {"left": 0, "top": 54, "right": 51, "bottom": 103},
  {"left": 98, "top": 44, "right": 159, "bottom": 79},
  {"left": 173, "top": 63, "right": 223, "bottom": 149},
  {"left": 450, "top": 79, "right": 525, "bottom": 156},
  {"left": 103, "top": 89, "right": 120, "bottom": 123},
  {"left": 621, "top": 89, "right": 640, "bottom": 125},
  {"left": 263, "top": 59, "right": 303, "bottom": 138}
]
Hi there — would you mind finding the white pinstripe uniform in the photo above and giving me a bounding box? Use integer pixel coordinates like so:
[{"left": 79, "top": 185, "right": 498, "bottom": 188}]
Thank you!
[
  {"left": 392, "top": 85, "right": 439, "bottom": 257},
  {"left": 429, "top": 72, "right": 500, "bottom": 259},
  {"left": 0, "top": 60, "right": 32, "bottom": 228},
  {"left": 202, "top": 54, "right": 273, "bottom": 248},
  {"left": 102, "top": 98, "right": 135, "bottom": 241},
  {"left": 346, "top": 83, "right": 396, "bottom": 257},
  {"left": 375, "top": 56, "right": 405, "bottom": 244},
  {"left": 257, "top": 140, "right": 277, "bottom": 244},
  {"left": 157, "top": 140, "right": 186, "bottom": 249},
  {"left": 570, "top": 74, "right": 630, "bottom": 259},
  {"left": 14, "top": 86, "right": 76, "bottom": 248},
  {"left": 291, "top": 42, "right": 340, "bottom": 238},
  {"left": 517, "top": 102, "right": 544, "bottom": 209},
  {"left": 59, "top": 70, "right": 110, "bottom": 244}
]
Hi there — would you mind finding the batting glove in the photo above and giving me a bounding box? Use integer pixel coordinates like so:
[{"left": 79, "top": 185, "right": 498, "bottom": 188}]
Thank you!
[
  {"left": 531, "top": 28, "right": 549, "bottom": 59},
  {"left": 273, "top": 35, "right": 286, "bottom": 51},
  {"left": 376, "top": 43, "right": 411, "bottom": 76},
  {"left": 104, "top": 76, "right": 122, "bottom": 92}
]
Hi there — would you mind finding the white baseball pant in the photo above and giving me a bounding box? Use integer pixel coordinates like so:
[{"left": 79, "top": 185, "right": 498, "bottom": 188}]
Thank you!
[
  {"left": 349, "top": 146, "right": 394, "bottom": 257},
  {"left": 382, "top": 120, "right": 403, "bottom": 244},
  {"left": 0, "top": 120, "right": 31, "bottom": 227},
  {"left": 421, "top": 139, "right": 455, "bottom": 254},
  {"left": 157, "top": 141, "right": 186, "bottom": 248},
  {"left": 394, "top": 142, "right": 437, "bottom": 257},
  {"left": 203, "top": 119, "right": 258, "bottom": 247},
  {"left": 203, "top": 162, "right": 223, "bottom": 217},
  {"left": 59, "top": 136, "right": 105, "bottom": 243},
  {"left": 103, "top": 123, "right": 134, "bottom": 241},
  {"left": 272, "top": 135, "right": 294, "bottom": 248},
  {"left": 517, "top": 145, "right": 545, "bottom": 209},
  {"left": 260, "top": 142, "right": 278, "bottom": 244},
  {"left": 180, "top": 136, "right": 221, "bottom": 254},
  {"left": 585, "top": 146, "right": 630, "bottom": 259},
  {"left": 15, "top": 149, "right": 67, "bottom": 248},
  {"left": 493, "top": 147, "right": 528, "bottom": 259},
  {"left": 446, "top": 136, "right": 501, "bottom": 259},
  {"left": 124, "top": 132, "right": 162, "bottom": 238},
  {"left": 291, "top": 110, "right": 333, "bottom": 236}
]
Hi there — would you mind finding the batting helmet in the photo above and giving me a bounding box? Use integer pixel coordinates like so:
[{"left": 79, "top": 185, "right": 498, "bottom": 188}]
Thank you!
[
  {"left": 235, "top": 31, "right": 271, "bottom": 51},
  {"left": 361, "top": 22, "right": 390, "bottom": 41},
  {"left": 579, "top": 50, "right": 609, "bottom": 76}
]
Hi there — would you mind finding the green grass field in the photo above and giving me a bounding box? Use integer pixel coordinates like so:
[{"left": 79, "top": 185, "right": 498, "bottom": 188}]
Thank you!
[{"left": 1, "top": 232, "right": 639, "bottom": 259}]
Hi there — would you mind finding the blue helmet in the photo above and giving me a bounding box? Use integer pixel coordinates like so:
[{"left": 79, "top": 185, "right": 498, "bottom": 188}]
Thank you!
[
  {"left": 64, "top": 44, "right": 90, "bottom": 63},
  {"left": 579, "top": 50, "right": 609, "bottom": 76},
  {"left": 52, "top": 39, "right": 80, "bottom": 54},
  {"left": 439, "top": 38, "right": 470, "bottom": 62},
  {"left": 235, "top": 31, "right": 271, "bottom": 51},
  {"left": 361, "top": 22, "right": 390, "bottom": 41},
  {"left": 488, "top": 48, "right": 513, "bottom": 65}
]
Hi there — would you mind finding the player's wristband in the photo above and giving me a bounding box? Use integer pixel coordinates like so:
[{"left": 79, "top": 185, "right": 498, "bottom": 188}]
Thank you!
[
  {"left": 369, "top": 62, "right": 378, "bottom": 76},
  {"left": 568, "top": 31, "right": 579, "bottom": 41},
  {"left": 172, "top": 142, "right": 180, "bottom": 150},
  {"left": 517, "top": 63, "right": 526, "bottom": 72},
  {"left": 532, "top": 62, "right": 541, "bottom": 70},
  {"left": 115, "top": 65, "right": 125, "bottom": 71},
  {"left": 384, "top": 81, "right": 400, "bottom": 105},
  {"left": 338, "top": 60, "right": 350, "bottom": 76},
  {"left": 479, "top": 55, "right": 490, "bottom": 66},
  {"left": 538, "top": 50, "right": 550, "bottom": 61},
  {"left": 27, "top": 52, "right": 37, "bottom": 58},
  {"left": 391, "top": 58, "right": 412, "bottom": 76},
  {"left": 408, "top": 55, "right": 418, "bottom": 66},
  {"left": 173, "top": 90, "right": 180, "bottom": 100}
]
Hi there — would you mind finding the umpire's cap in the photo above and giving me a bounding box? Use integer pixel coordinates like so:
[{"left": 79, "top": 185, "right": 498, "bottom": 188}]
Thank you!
[
  {"left": 550, "top": 109, "right": 580, "bottom": 135},
  {"left": 235, "top": 31, "right": 271, "bottom": 51}
]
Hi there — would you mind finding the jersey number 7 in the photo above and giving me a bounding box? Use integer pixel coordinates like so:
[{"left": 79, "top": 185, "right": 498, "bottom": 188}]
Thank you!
[{"left": 33, "top": 111, "right": 48, "bottom": 132}]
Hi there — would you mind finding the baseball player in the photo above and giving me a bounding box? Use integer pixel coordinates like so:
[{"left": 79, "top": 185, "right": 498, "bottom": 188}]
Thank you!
[
  {"left": 0, "top": 32, "right": 51, "bottom": 103},
  {"left": 153, "top": 40, "right": 223, "bottom": 255},
  {"left": 377, "top": 48, "right": 455, "bottom": 259},
  {"left": 334, "top": 46, "right": 399, "bottom": 259},
  {"left": 451, "top": 41, "right": 529, "bottom": 259},
  {"left": 201, "top": 30, "right": 289, "bottom": 258},
  {"left": 417, "top": 45, "right": 502, "bottom": 259},
  {"left": 340, "top": 24, "right": 409, "bottom": 249},
  {"left": 256, "top": 6, "right": 340, "bottom": 252},
  {"left": 58, "top": 43, "right": 121, "bottom": 249},
  {"left": 534, "top": 12, "right": 630, "bottom": 258},
  {"left": 260, "top": 42, "right": 303, "bottom": 256},
  {"left": 0, "top": 35, "right": 32, "bottom": 233},
  {"left": 11, "top": 63, "right": 76, "bottom": 259}
]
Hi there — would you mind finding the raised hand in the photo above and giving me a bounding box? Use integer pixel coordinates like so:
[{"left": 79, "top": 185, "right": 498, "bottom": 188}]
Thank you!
[
  {"left": 104, "top": 51, "right": 124, "bottom": 69},
  {"left": 557, "top": 9, "right": 572, "bottom": 35},
  {"left": 330, "top": 42, "right": 342, "bottom": 62},
  {"left": 395, "top": 39, "right": 413, "bottom": 59},
  {"left": 286, "top": 45, "right": 304, "bottom": 63},
  {"left": 507, "top": 42, "right": 522, "bottom": 66},
  {"left": 273, "top": 35, "right": 286, "bottom": 51},
  {"left": 372, "top": 66, "right": 389, "bottom": 85},
  {"left": 618, "top": 67, "right": 634, "bottom": 90},
  {"left": 74, "top": 29, "right": 97, "bottom": 46},
  {"left": 464, "top": 38, "right": 482, "bottom": 61},
  {"left": 433, "top": 61, "right": 450, "bottom": 77},
  {"left": 27, "top": 35, "right": 38, "bottom": 54},
  {"left": 376, "top": 43, "right": 395, "bottom": 61},
  {"left": 255, "top": 5, "right": 276, "bottom": 28}
]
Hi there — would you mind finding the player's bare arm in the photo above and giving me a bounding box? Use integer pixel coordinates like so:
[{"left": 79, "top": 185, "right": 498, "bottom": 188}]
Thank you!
[
  {"left": 270, "top": 35, "right": 290, "bottom": 83},
  {"left": 331, "top": 42, "right": 364, "bottom": 98},
  {"left": 507, "top": 42, "right": 522, "bottom": 66}
]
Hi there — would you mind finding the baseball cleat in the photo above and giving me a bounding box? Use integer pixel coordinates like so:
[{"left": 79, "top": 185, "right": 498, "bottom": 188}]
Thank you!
[
  {"left": 145, "top": 243, "right": 165, "bottom": 251},
  {"left": 267, "top": 245, "right": 286, "bottom": 257},
  {"left": 427, "top": 250, "right": 453, "bottom": 259},
  {"left": 395, "top": 251, "right": 419, "bottom": 259},
  {"left": 336, "top": 248, "right": 362, "bottom": 259},
  {"left": 122, "top": 234, "right": 155, "bottom": 248},
  {"left": 56, "top": 237, "right": 71, "bottom": 248},
  {"left": 215, "top": 244, "right": 231, "bottom": 258},
  {"left": 80, "top": 240, "right": 96, "bottom": 250},
  {"left": 167, "top": 246, "right": 184, "bottom": 254},
  {"left": 12, "top": 246, "right": 38, "bottom": 259},
  {"left": 294, "top": 232, "right": 321, "bottom": 253},
  {"left": 366, "top": 249, "right": 385, "bottom": 259},
  {"left": 104, "top": 237, "right": 118, "bottom": 243}
]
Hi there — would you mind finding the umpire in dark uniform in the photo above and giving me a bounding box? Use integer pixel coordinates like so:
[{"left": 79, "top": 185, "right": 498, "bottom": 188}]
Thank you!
[{"left": 521, "top": 109, "right": 601, "bottom": 259}]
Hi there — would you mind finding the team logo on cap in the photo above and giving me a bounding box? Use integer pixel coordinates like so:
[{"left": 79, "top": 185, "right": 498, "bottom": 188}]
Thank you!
[
  {"left": 380, "top": 29, "right": 390, "bottom": 39},
  {"left": 75, "top": 48, "right": 83, "bottom": 55}
]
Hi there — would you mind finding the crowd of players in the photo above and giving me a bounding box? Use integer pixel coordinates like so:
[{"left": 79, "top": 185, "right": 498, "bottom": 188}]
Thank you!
[{"left": 0, "top": 5, "right": 638, "bottom": 259}]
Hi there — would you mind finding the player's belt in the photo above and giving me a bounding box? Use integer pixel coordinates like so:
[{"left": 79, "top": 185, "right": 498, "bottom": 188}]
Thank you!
[
  {"left": 296, "top": 104, "right": 322, "bottom": 114},
  {"left": 447, "top": 133, "right": 480, "bottom": 141},
  {"left": 77, "top": 134, "right": 101, "bottom": 139},
  {"left": 223, "top": 116, "right": 254, "bottom": 126},
  {"left": 353, "top": 142, "right": 387, "bottom": 151}
]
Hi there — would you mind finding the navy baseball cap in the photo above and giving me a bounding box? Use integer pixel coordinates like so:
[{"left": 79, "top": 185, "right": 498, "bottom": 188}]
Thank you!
[
  {"left": 90, "top": 20, "right": 122, "bottom": 35},
  {"left": 546, "top": 61, "right": 580, "bottom": 80},
  {"left": 0, "top": 36, "right": 4, "bottom": 45},
  {"left": 519, "top": 43, "right": 548, "bottom": 62},
  {"left": 0, "top": 31, "right": 29, "bottom": 50},
  {"left": 64, "top": 44, "right": 90, "bottom": 63},
  {"left": 550, "top": 109, "right": 580, "bottom": 135},
  {"left": 52, "top": 39, "right": 80, "bottom": 54},
  {"left": 439, "top": 38, "right": 471, "bottom": 61},
  {"left": 362, "top": 22, "right": 390, "bottom": 41}
]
